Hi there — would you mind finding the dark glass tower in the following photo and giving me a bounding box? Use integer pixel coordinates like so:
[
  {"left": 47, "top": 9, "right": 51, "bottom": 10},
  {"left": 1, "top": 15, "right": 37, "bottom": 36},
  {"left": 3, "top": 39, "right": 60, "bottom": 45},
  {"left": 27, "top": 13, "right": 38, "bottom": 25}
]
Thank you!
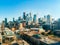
[
  {"left": 33, "top": 14, "right": 37, "bottom": 23},
  {"left": 23, "top": 12, "right": 26, "bottom": 20},
  {"left": 5, "top": 18, "right": 7, "bottom": 26},
  {"left": 13, "top": 18, "right": 15, "bottom": 22}
]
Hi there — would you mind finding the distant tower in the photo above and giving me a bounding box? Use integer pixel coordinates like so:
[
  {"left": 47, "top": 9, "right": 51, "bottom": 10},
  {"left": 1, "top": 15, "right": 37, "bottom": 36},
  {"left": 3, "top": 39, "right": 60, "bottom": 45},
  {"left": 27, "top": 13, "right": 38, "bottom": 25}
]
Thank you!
[
  {"left": 38, "top": 18, "right": 42, "bottom": 23},
  {"left": 5, "top": 18, "right": 7, "bottom": 26},
  {"left": 29, "top": 12, "right": 32, "bottom": 22},
  {"left": 17, "top": 17, "right": 21, "bottom": 23},
  {"left": 42, "top": 16, "right": 47, "bottom": 23},
  {"left": 1, "top": 21, "right": 5, "bottom": 30},
  {"left": 33, "top": 14, "right": 37, "bottom": 23},
  {"left": 13, "top": 18, "right": 15, "bottom": 22},
  {"left": 44, "top": 16, "right": 47, "bottom": 22},
  {"left": 18, "top": 17, "right": 21, "bottom": 21},
  {"left": 26, "top": 14, "right": 29, "bottom": 23},
  {"left": 47, "top": 15, "right": 52, "bottom": 24},
  {"left": 23, "top": 12, "right": 26, "bottom": 20}
]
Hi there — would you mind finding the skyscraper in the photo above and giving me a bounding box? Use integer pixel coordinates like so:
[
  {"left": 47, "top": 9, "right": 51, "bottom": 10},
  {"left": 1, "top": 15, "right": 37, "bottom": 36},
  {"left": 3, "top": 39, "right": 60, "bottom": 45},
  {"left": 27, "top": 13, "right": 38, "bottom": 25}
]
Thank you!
[
  {"left": 47, "top": 15, "right": 52, "bottom": 24},
  {"left": 23, "top": 12, "right": 26, "bottom": 20},
  {"left": 18, "top": 17, "right": 21, "bottom": 23},
  {"left": 29, "top": 12, "right": 32, "bottom": 22},
  {"left": 5, "top": 18, "right": 7, "bottom": 26},
  {"left": 43, "top": 16, "right": 47, "bottom": 22},
  {"left": 38, "top": 18, "right": 42, "bottom": 23},
  {"left": 33, "top": 14, "right": 37, "bottom": 23},
  {"left": 13, "top": 18, "right": 15, "bottom": 22},
  {"left": 1, "top": 21, "right": 5, "bottom": 30},
  {"left": 26, "top": 14, "right": 29, "bottom": 23},
  {"left": 5, "top": 18, "right": 7, "bottom": 23}
]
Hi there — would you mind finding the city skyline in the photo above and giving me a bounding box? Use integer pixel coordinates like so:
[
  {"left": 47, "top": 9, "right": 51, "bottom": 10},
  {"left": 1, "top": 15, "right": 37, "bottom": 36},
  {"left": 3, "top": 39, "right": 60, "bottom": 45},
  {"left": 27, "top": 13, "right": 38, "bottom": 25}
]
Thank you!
[{"left": 0, "top": 0, "right": 60, "bottom": 22}]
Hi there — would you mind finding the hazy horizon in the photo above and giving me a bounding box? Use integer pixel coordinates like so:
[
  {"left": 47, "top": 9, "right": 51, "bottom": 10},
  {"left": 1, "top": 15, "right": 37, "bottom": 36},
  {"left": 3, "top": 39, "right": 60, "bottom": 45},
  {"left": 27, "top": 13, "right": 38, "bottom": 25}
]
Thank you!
[{"left": 0, "top": 0, "right": 60, "bottom": 22}]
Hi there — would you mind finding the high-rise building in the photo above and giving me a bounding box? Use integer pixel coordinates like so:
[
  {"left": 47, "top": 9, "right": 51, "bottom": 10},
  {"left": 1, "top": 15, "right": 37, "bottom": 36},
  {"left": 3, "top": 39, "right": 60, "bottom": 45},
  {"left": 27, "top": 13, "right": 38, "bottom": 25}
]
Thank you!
[
  {"left": 33, "top": 14, "right": 37, "bottom": 23},
  {"left": 26, "top": 14, "right": 29, "bottom": 23},
  {"left": 8, "top": 21, "right": 13, "bottom": 29},
  {"left": 38, "top": 18, "right": 42, "bottom": 23},
  {"left": 18, "top": 17, "right": 21, "bottom": 21},
  {"left": 5, "top": 18, "right": 7, "bottom": 26},
  {"left": 47, "top": 15, "right": 52, "bottom": 24},
  {"left": 23, "top": 12, "right": 26, "bottom": 20},
  {"left": 1, "top": 21, "right": 5, "bottom": 30},
  {"left": 13, "top": 18, "right": 15, "bottom": 22},
  {"left": 18, "top": 17, "right": 21, "bottom": 23},
  {"left": 5, "top": 18, "right": 7, "bottom": 23},
  {"left": 43, "top": 16, "right": 47, "bottom": 22},
  {"left": 29, "top": 12, "right": 32, "bottom": 23}
]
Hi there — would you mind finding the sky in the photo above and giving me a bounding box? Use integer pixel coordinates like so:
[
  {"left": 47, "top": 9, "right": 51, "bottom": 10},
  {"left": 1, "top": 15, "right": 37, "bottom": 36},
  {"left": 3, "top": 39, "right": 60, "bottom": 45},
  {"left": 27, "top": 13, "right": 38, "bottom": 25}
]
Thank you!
[{"left": 0, "top": 0, "right": 60, "bottom": 22}]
